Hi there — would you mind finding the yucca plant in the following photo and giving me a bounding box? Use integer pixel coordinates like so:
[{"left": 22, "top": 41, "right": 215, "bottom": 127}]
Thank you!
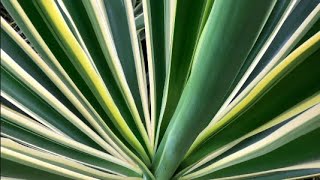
[{"left": 1, "top": 0, "right": 319, "bottom": 179}]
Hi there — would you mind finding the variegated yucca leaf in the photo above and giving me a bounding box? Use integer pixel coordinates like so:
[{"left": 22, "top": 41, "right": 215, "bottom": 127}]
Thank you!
[{"left": 0, "top": 0, "right": 319, "bottom": 179}]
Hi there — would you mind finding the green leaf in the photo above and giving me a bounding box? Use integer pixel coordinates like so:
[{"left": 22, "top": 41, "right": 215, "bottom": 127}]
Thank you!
[
  {"left": 1, "top": 67, "right": 101, "bottom": 148},
  {"left": 56, "top": 0, "right": 152, "bottom": 160},
  {"left": 222, "top": 1, "right": 320, "bottom": 114},
  {"left": 1, "top": 50, "right": 123, "bottom": 157},
  {"left": 79, "top": 0, "right": 153, "bottom": 159},
  {"left": 2, "top": 1, "right": 154, "bottom": 177},
  {"left": 2, "top": 138, "right": 127, "bottom": 179},
  {"left": 1, "top": 120, "right": 140, "bottom": 177},
  {"left": 175, "top": 91, "right": 320, "bottom": 177},
  {"left": 1, "top": 0, "right": 319, "bottom": 179},
  {"left": 1, "top": 158, "right": 71, "bottom": 180},
  {"left": 216, "top": 0, "right": 293, "bottom": 114},
  {"left": 241, "top": 0, "right": 320, "bottom": 90},
  {"left": 0, "top": 106, "right": 142, "bottom": 177},
  {"left": 181, "top": 103, "right": 320, "bottom": 179},
  {"left": 153, "top": 0, "right": 277, "bottom": 179},
  {"left": 194, "top": 162, "right": 320, "bottom": 180},
  {"left": 189, "top": 113, "right": 320, "bottom": 179},
  {"left": 141, "top": 0, "right": 166, "bottom": 150},
  {"left": 1, "top": 19, "right": 136, "bottom": 162},
  {"left": 155, "top": 0, "right": 212, "bottom": 148},
  {"left": 29, "top": 0, "right": 151, "bottom": 165},
  {"left": 187, "top": 33, "right": 320, "bottom": 165}
]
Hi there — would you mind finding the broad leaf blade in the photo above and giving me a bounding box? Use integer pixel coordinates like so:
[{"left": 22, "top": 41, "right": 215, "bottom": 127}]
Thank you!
[{"left": 153, "top": 0, "right": 276, "bottom": 179}]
